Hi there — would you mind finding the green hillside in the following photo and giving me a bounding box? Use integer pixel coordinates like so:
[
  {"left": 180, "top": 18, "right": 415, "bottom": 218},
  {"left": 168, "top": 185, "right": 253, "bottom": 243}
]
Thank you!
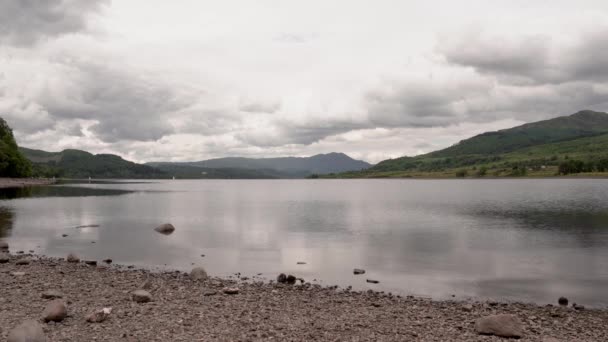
[
  {"left": 430, "top": 110, "right": 608, "bottom": 157},
  {"left": 330, "top": 110, "right": 608, "bottom": 178},
  {"left": 150, "top": 163, "right": 285, "bottom": 179},
  {"left": 20, "top": 148, "right": 166, "bottom": 179},
  {"left": 0, "top": 118, "right": 31, "bottom": 177}
]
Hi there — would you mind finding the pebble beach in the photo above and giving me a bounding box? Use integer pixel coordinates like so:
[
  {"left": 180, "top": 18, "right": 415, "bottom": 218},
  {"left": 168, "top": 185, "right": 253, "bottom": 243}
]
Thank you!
[{"left": 1, "top": 253, "right": 607, "bottom": 341}]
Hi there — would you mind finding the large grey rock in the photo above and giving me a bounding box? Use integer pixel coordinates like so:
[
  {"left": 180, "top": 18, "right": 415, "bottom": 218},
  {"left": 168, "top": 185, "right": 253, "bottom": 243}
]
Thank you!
[
  {"left": 0, "top": 253, "right": 9, "bottom": 263},
  {"left": 0, "top": 240, "right": 8, "bottom": 250},
  {"left": 222, "top": 287, "right": 239, "bottom": 295},
  {"left": 16, "top": 258, "right": 31, "bottom": 265},
  {"left": 475, "top": 314, "right": 523, "bottom": 338},
  {"left": 8, "top": 320, "right": 46, "bottom": 342},
  {"left": 66, "top": 253, "right": 80, "bottom": 263},
  {"left": 132, "top": 290, "right": 152, "bottom": 303},
  {"left": 41, "top": 290, "right": 63, "bottom": 300},
  {"left": 42, "top": 300, "right": 68, "bottom": 322},
  {"left": 190, "top": 267, "right": 208, "bottom": 281},
  {"left": 154, "top": 223, "right": 175, "bottom": 235},
  {"left": 277, "top": 273, "right": 287, "bottom": 283},
  {"left": 462, "top": 303, "right": 474, "bottom": 312}
]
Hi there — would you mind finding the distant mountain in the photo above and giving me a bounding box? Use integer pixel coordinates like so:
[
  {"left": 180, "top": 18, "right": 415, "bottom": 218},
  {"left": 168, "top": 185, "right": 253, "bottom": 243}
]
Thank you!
[
  {"left": 0, "top": 118, "right": 32, "bottom": 177},
  {"left": 20, "top": 148, "right": 166, "bottom": 179},
  {"left": 20, "top": 147, "right": 369, "bottom": 179},
  {"left": 333, "top": 110, "right": 608, "bottom": 178},
  {"left": 149, "top": 163, "right": 284, "bottom": 179},
  {"left": 149, "top": 153, "right": 372, "bottom": 177}
]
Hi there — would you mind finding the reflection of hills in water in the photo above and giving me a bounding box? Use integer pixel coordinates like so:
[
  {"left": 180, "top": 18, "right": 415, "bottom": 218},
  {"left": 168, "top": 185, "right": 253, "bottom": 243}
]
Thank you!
[
  {"left": 0, "top": 186, "right": 133, "bottom": 200},
  {"left": 464, "top": 206, "right": 608, "bottom": 249},
  {"left": 0, "top": 207, "right": 13, "bottom": 238},
  {"left": 57, "top": 179, "right": 155, "bottom": 185}
]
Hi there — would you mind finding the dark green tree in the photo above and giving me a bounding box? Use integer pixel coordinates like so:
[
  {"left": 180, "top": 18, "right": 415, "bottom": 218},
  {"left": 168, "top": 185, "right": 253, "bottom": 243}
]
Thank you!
[
  {"left": 476, "top": 166, "right": 488, "bottom": 177},
  {"left": 558, "top": 159, "right": 584, "bottom": 175},
  {"left": 0, "top": 118, "right": 32, "bottom": 177},
  {"left": 455, "top": 169, "right": 468, "bottom": 177}
]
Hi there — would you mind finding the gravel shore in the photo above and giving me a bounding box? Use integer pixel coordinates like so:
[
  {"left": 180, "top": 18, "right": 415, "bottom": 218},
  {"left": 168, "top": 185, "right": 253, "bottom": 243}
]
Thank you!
[
  {"left": 0, "top": 178, "right": 55, "bottom": 189},
  {"left": 1, "top": 254, "right": 607, "bottom": 341}
]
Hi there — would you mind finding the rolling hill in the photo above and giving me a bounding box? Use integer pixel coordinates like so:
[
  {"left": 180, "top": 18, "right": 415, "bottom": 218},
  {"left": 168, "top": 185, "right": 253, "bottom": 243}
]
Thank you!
[
  {"left": 148, "top": 153, "right": 372, "bottom": 177},
  {"left": 20, "top": 148, "right": 166, "bottom": 179},
  {"left": 332, "top": 110, "right": 608, "bottom": 178},
  {"left": 20, "top": 147, "right": 370, "bottom": 179}
]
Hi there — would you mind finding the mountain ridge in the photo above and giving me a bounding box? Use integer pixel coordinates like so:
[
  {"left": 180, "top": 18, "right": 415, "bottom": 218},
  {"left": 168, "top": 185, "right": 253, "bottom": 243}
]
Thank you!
[
  {"left": 20, "top": 147, "right": 370, "bottom": 179},
  {"left": 147, "top": 152, "right": 372, "bottom": 176}
]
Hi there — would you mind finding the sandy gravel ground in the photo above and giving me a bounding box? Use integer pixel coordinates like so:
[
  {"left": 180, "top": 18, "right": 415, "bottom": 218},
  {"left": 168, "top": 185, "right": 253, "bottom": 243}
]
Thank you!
[{"left": 1, "top": 254, "right": 607, "bottom": 341}]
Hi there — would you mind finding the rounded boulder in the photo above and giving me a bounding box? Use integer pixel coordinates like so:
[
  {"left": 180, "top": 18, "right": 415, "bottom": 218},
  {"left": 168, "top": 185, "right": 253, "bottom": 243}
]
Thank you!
[
  {"left": 475, "top": 314, "right": 523, "bottom": 338},
  {"left": 8, "top": 320, "right": 47, "bottom": 342},
  {"left": 190, "top": 267, "right": 208, "bottom": 281},
  {"left": 42, "top": 300, "right": 68, "bottom": 322},
  {"left": 154, "top": 223, "right": 175, "bottom": 235}
]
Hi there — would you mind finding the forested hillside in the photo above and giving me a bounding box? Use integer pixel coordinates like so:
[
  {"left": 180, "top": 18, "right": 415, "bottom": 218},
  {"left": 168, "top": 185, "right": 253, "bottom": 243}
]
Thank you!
[
  {"left": 20, "top": 148, "right": 166, "bottom": 179},
  {"left": 0, "top": 118, "right": 31, "bottom": 177}
]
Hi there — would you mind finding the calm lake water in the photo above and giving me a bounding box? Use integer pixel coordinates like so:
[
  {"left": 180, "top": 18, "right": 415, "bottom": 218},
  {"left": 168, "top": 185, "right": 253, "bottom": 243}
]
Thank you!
[{"left": 1, "top": 179, "right": 607, "bottom": 306}]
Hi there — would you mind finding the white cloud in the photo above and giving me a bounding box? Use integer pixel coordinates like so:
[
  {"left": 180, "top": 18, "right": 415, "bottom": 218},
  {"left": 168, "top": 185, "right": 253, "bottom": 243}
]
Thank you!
[{"left": 2, "top": 0, "right": 608, "bottom": 164}]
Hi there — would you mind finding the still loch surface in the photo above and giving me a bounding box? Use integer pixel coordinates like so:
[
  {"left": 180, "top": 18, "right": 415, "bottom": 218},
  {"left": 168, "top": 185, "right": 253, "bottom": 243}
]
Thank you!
[{"left": 1, "top": 179, "right": 607, "bottom": 306}]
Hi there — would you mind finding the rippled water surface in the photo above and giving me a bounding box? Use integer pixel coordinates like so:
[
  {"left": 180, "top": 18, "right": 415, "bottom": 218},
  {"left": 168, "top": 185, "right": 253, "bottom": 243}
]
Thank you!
[{"left": 1, "top": 179, "right": 607, "bottom": 306}]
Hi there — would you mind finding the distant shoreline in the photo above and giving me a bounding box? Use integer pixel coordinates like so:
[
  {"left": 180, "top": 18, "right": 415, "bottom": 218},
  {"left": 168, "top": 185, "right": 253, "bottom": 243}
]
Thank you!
[
  {"left": 0, "top": 178, "right": 56, "bottom": 189},
  {"left": 320, "top": 172, "right": 608, "bottom": 180}
]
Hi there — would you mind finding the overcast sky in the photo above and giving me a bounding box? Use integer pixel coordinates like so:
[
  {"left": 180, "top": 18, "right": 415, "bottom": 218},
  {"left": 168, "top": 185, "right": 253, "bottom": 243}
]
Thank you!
[{"left": 1, "top": 0, "right": 608, "bottom": 163}]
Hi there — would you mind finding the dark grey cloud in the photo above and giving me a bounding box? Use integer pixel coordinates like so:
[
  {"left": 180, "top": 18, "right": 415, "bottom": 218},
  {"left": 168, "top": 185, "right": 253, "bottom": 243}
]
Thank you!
[
  {"left": 566, "top": 29, "right": 608, "bottom": 82},
  {"left": 236, "top": 120, "right": 365, "bottom": 147},
  {"left": 440, "top": 35, "right": 553, "bottom": 83},
  {"left": 41, "top": 60, "right": 185, "bottom": 142},
  {"left": 440, "top": 29, "right": 608, "bottom": 85},
  {"left": 364, "top": 77, "right": 491, "bottom": 128},
  {"left": 2, "top": 57, "right": 191, "bottom": 142},
  {"left": 362, "top": 77, "right": 608, "bottom": 132},
  {"left": 355, "top": 28, "right": 608, "bottom": 135},
  {"left": 0, "top": 0, "right": 108, "bottom": 45}
]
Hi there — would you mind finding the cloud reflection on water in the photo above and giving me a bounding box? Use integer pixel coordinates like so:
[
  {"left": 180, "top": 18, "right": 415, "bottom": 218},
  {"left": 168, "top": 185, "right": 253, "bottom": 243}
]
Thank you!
[{"left": 0, "top": 179, "right": 607, "bottom": 307}]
